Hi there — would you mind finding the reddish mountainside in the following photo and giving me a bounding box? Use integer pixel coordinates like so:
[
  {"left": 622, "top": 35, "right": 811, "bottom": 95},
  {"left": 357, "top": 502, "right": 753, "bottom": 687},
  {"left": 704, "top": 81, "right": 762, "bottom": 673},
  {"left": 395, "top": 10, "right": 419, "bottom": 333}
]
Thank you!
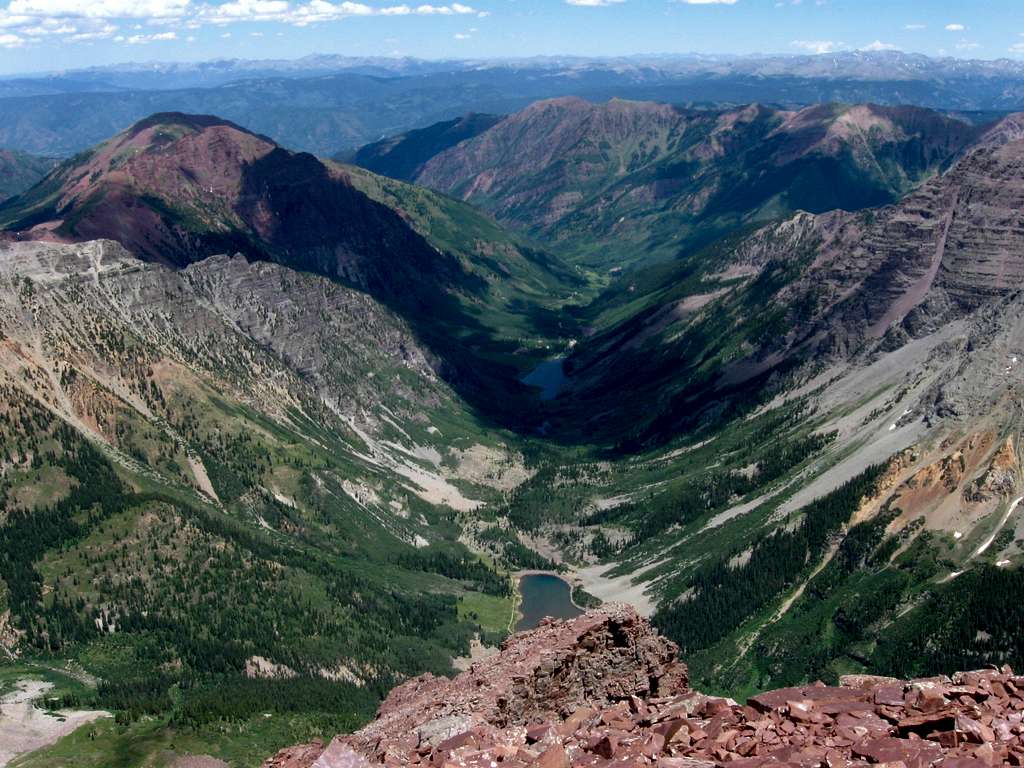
[
  {"left": 715, "top": 113, "right": 1024, "bottom": 351},
  {"left": 409, "top": 98, "right": 983, "bottom": 266},
  {"left": 0, "top": 113, "right": 460, "bottom": 303},
  {"left": 347, "top": 112, "right": 503, "bottom": 182},
  {"left": 263, "top": 606, "right": 1024, "bottom": 768},
  {"left": 555, "top": 113, "right": 1024, "bottom": 441}
]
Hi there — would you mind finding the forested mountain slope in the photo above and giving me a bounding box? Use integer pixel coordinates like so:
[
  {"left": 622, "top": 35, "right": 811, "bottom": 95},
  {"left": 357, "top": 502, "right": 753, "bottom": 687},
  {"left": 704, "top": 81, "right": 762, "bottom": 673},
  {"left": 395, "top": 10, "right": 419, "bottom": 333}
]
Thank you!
[
  {"left": 5, "top": 105, "right": 1024, "bottom": 767},
  {"left": 0, "top": 236, "right": 541, "bottom": 760},
  {"left": 0, "top": 149, "right": 54, "bottom": 202},
  {"left": 0, "top": 112, "right": 584, "bottom": 423},
  {"left": 401, "top": 98, "right": 982, "bottom": 268},
  {"left": 493, "top": 113, "right": 1024, "bottom": 694}
]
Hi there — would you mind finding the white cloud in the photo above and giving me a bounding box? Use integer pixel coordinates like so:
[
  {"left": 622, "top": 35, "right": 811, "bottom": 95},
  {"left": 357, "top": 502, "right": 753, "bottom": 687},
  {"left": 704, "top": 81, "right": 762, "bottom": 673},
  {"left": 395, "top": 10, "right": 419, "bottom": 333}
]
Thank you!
[
  {"left": 68, "top": 23, "right": 118, "bottom": 39},
  {"left": 0, "top": 0, "right": 185, "bottom": 43},
  {"left": 860, "top": 40, "right": 899, "bottom": 52},
  {"left": 0, "top": 14, "right": 33, "bottom": 27},
  {"left": 17, "top": 16, "right": 76, "bottom": 34},
  {"left": 0, "top": 11, "right": 119, "bottom": 42},
  {"left": 22, "top": 21, "right": 74, "bottom": 33},
  {"left": 1011, "top": 42, "right": 1024, "bottom": 54},
  {"left": 453, "top": 30, "right": 468, "bottom": 37},
  {"left": 791, "top": 39, "right": 839, "bottom": 54},
  {"left": 903, "top": 23, "right": 924, "bottom": 30},
  {"left": 955, "top": 40, "right": 980, "bottom": 50},
  {"left": 944, "top": 23, "right": 965, "bottom": 31},
  {"left": 7, "top": 0, "right": 190, "bottom": 19},
  {"left": 196, "top": 0, "right": 289, "bottom": 23},
  {"left": 123, "top": 28, "right": 175, "bottom": 40},
  {"left": 0, "top": 0, "right": 483, "bottom": 37},
  {"left": 195, "top": 0, "right": 480, "bottom": 25},
  {"left": 0, "top": 31, "right": 24, "bottom": 45}
]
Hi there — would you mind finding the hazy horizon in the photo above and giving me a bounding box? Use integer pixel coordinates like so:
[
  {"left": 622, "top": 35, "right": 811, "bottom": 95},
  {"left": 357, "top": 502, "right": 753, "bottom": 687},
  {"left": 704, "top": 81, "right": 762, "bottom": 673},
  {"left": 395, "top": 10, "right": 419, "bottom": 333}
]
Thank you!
[
  {"left": 0, "top": 0, "right": 1021, "bottom": 77},
  {"left": 4, "top": 47, "right": 1024, "bottom": 82}
]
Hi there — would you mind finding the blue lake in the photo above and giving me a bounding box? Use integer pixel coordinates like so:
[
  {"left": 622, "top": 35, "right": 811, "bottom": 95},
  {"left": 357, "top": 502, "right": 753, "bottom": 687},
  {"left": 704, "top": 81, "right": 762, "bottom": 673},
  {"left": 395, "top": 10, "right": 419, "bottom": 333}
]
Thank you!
[
  {"left": 515, "top": 573, "right": 583, "bottom": 632},
  {"left": 521, "top": 358, "right": 567, "bottom": 401}
]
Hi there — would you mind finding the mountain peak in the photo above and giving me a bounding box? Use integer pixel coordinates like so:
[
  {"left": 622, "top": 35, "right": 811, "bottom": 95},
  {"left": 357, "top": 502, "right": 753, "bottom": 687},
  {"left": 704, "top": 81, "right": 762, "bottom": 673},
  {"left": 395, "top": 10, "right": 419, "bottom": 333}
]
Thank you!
[
  {"left": 0, "top": 110, "right": 282, "bottom": 259},
  {"left": 264, "top": 606, "right": 1024, "bottom": 768},
  {"left": 126, "top": 111, "right": 276, "bottom": 145}
]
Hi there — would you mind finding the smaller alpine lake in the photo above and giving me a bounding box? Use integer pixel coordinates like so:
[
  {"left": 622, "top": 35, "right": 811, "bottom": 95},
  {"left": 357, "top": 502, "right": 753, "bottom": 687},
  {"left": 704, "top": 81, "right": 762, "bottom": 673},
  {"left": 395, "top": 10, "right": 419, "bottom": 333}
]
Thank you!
[
  {"left": 515, "top": 572, "right": 583, "bottom": 632},
  {"left": 520, "top": 358, "right": 567, "bottom": 401}
]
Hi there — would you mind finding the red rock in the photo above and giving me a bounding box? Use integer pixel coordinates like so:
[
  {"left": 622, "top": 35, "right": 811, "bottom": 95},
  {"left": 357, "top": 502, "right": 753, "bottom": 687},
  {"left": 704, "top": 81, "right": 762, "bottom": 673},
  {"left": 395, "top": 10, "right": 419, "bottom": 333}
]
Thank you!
[
  {"left": 896, "top": 710, "right": 956, "bottom": 737},
  {"left": 526, "top": 725, "right": 554, "bottom": 744},
  {"left": 435, "top": 731, "right": 477, "bottom": 754},
  {"left": 313, "top": 741, "right": 373, "bottom": 768},
  {"left": 587, "top": 733, "right": 619, "bottom": 759},
  {"left": 653, "top": 718, "right": 686, "bottom": 742},
  {"left": 263, "top": 740, "right": 327, "bottom": 768},
  {"left": 657, "top": 759, "right": 714, "bottom": 768},
  {"left": 259, "top": 608, "right": 1024, "bottom": 768},
  {"left": 851, "top": 737, "right": 943, "bottom": 768},
  {"left": 642, "top": 733, "right": 666, "bottom": 758},
  {"left": 787, "top": 701, "right": 826, "bottom": 724},
  {"left": 874, "top": 688, "right": 906, "bottom": 708},
  {"left": 971, "top": 742, "right": 997, "bottom": 766},
  {"left": 840, "top": 676, "right": 905, "bottom": 691},
  {"left": 954, "top": 715, "right": 995, "bottom": 744},
  {"left": 535, "top": 743, "right": 570, "bottom": 768},
  {"left": 750, "top": 687, "right": 867, "bottom": 714},
  {"left": 560, "top": 707, "right": 598, "bottom": 737},
  {"left": 703, "top": 698, "right": 733, "bottom": 717},
  {"left": 905, "top": 684, "right": 948, "bottom": 714}
]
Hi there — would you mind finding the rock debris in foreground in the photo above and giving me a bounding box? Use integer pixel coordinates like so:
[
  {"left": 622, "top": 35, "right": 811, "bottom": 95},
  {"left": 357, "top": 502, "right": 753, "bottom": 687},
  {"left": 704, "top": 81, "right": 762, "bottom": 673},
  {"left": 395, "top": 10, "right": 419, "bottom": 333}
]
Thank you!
[{"left": 263, "top": 605, "right": 1024, "bottom": 768}]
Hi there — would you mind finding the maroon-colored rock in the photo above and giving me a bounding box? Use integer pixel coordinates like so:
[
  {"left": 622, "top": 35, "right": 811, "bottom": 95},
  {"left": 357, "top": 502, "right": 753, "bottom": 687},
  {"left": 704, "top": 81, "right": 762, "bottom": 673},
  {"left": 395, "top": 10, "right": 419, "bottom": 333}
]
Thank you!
[
  {"left": 260, "top": 607, "right": 1024, "bottom": 768},
  {"left": 852, "top": 737, "right": 943, "bottom": 768},
  {"left": 264, "top": 741, "right": 327, "bottom": 768},
  {"left": 536, "top": 743, "right": 570, "bottom": 768}
]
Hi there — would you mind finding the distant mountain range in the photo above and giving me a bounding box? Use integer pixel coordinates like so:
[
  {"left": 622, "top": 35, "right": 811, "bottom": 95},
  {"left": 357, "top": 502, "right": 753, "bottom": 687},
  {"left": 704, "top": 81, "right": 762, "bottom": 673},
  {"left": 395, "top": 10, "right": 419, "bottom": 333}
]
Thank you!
[
  {"left": 13, "top": 50, "right": 1024, "bottom": 91},
  {"left": 383, "top": 98, "right": 985, "bottom": 268},
  {"left": 0, "top": 51, "right": 1023, "bottom": 156}
]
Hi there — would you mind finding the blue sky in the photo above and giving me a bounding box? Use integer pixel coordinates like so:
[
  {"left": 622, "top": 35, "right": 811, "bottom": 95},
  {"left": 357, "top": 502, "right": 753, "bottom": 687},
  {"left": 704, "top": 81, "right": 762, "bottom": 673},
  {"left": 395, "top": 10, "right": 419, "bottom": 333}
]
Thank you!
[{"left": 0, "top": 0, "right": 1020, "bottom": 75}]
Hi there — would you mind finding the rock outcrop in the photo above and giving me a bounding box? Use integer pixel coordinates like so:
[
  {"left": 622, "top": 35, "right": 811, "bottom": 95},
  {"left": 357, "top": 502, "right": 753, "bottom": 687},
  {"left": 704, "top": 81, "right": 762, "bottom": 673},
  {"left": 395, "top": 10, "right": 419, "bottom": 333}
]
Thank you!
[
  {"left": 350, "top": 605, "right": 687, "bottom": 760},
  {"left": 264, "top": 606, "right": 1024, "bottom": 768}
]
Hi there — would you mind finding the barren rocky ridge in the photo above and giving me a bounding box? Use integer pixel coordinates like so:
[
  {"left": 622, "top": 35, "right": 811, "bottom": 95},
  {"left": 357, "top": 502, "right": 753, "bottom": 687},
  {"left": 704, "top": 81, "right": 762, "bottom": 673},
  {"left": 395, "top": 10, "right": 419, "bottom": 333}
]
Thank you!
[{"left": 264, "top": 606, "right": 1024, "bottom": 768}]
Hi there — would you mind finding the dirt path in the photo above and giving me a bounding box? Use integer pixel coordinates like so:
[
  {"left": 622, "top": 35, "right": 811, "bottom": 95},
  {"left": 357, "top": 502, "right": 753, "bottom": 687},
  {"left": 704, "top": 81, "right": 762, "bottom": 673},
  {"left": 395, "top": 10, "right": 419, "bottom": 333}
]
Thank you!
[{"left": 0, "top": 679, "right": 109, "bottom": 767}]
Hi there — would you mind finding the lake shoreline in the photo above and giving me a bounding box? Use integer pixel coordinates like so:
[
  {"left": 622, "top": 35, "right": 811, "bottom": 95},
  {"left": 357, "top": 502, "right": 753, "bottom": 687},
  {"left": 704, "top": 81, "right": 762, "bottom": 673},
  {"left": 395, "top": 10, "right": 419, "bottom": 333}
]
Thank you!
[
  {"left": 513, "top": 569, "right": 588, "bottom": 611},
  {"left": 511, "top": 571, "right": 585, "bottom": 633},
  {"left": 520, "top": 356, "right": 568, "bottom": 401}
]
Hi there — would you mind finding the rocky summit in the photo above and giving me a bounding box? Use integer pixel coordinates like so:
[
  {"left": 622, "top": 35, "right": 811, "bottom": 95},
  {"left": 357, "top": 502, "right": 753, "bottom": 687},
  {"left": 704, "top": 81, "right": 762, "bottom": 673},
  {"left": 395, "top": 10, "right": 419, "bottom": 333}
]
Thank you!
[{"left": 264, "top": 606, "right": 1024, "bottom": 768}]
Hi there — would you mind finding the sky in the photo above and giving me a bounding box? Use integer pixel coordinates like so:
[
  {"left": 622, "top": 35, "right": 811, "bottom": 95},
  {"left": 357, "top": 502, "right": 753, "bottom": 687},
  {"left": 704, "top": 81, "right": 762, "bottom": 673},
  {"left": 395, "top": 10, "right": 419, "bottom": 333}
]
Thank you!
[{"left": 0, "top": 0, "right": 1021, "bottom": 75}]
